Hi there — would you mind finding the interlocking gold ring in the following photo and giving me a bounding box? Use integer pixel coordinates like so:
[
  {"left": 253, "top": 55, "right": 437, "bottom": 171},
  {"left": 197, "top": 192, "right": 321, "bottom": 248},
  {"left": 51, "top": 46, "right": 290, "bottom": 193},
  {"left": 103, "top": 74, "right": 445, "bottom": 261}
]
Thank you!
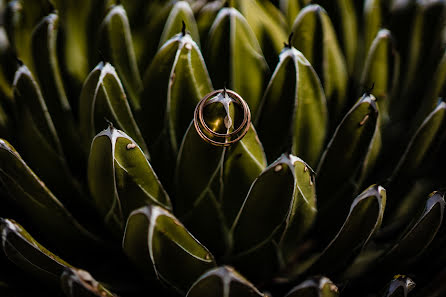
[{"left": 194, "top": 89, "right": 251, "bottom": 147}]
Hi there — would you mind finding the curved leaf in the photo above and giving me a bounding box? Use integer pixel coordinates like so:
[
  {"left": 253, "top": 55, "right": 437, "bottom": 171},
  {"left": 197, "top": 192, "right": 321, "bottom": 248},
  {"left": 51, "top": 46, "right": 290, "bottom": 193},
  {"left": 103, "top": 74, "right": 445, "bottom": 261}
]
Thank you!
[
  {"left": 122, "top": 205, "right": 215, "bottom": 294},
  {"left": 207, "top": 7, "right": 269, "bottom": 115},
  {"left": 361, "top": 29, "right": 400, "bottom": 124},
  {"left": 381, "top": 192, "right": 445, "bottom": 271},
  {"left": 31, "top": 13, "right": 83, "bottom": 169},
  {"left": 0, "top": 140, "right": 101, "bottom": 251},
  {"left": 391, "top": 102, "right": 446, "bottom": 180},
  {"left": 0, "top": 218, "right": 72, "bottom": 285},
  {"left": 231, "top": 154, "right": 304, "bottom": 256},
  {"left": 318, "top": 0, "right": 358, "bottom": 75},
  {"left": 316, "top": 94, "right": 380, "bottom": 217},
  {"left": 309, "top": 185, "right": 386, "bottom": 275},
  {"left": 12, "top": 64, "right": 85, "bottom": 207},
  {"left": 235, "top": 0, "right": 288, "bottom": 67},
  {"left": 158, "top": 1, "right": 200, "bottom": 48},
  {"left": 175, "top": 90, "right": 266, "bottom": 254},
  {"left": 99, "top": 4, "right": 143, "bottom": 111},
  {"left": 186, "top": 266, "right": 264, "bottom": 297},
  {"left": 291, "top": 5, "right": 348, "bottom": 123},
  {"left": 256, "top": 46, "right": 327, "bottom": 166},
  {"left": 140, "top": 33, "right": 212, "bottom": 184},
  {"left": 79, "top": 62, "right": 148, "bottom": 157},
  {"left": 88, "top": 126, "right": 171, "bottom": 235}
]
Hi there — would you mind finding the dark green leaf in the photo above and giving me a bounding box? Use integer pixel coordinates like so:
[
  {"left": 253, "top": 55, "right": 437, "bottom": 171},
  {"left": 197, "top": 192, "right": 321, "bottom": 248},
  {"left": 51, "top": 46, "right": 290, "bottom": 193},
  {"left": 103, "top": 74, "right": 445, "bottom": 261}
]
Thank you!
[
  {"left": 99, "top": 4, "right": 143, "bottom": 111},
  {"left": 381, "top": 192, "right": 445, "bottom": 271},
  {"left": 308, "top": 185, "right": 386, "bottom": 275},
  {"left": 235, "top": 0, "right": 288, "bottom": 67},
  {"left": 256, "top": 46, "right": 327, "bottom": 166},
  {"left": 391, "top": 102, "right": 446, "bottom": 180},
  {"left": 122, "top": 205, "right": 215, "bottom": 294},
  {"left": 0, "top": 218, "right": 72, "bottom": 285},
  {"left": 88, "top": 126, "right": 171, "bottom": 235},
  {"left": 79, "top": 62, "right": 149, "bottom": 157},
  {"left": 361, "top": 29, "right": 400, "bottom": 125},
  {"left": 206, "top": 8, "right": 269, "bottom": 115},
  {"left": 31, "top": 13, "right": 83, "bottom": 170},
  {"left": 12, "top": 64, "right": 85, "bottom": 207},
  {"left": 158, "top": 1, "right": 200, "bottom": 48},
  {"left": 0, "top": 139, "right": 101, "bottom": 251},
  {"left": 231, "top": 155, "right": 296, "bottom": 255},
  {"left": 316, "top": 94, "right": 380, "bottom": 220},
  {"left": 140, "top": 33, "right": 212, "bottom": 184},
  {"left": 291, "top": 5, "right": 348, "bottom": 123}
]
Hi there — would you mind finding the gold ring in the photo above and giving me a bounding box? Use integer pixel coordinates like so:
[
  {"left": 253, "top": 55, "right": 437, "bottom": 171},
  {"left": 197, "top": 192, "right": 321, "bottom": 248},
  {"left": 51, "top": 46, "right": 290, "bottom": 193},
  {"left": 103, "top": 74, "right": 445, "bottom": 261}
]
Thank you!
[{"left": 194, "top": 89, "right": 251, "bottom": 147}]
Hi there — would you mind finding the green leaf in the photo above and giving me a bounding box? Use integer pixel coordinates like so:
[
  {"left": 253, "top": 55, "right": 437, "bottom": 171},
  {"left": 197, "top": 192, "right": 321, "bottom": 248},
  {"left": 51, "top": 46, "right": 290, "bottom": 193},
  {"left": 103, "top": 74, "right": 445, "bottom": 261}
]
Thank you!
[
  {"left": 61, "top": 268, "right": 117, "bottom": 297},
  {"left": 175, "top": 91, "right": 266, "bottom": 254},
  {"left": 380, "top": 192, "right": 445, "bottom": 271},
  {"left": 140, "top": 33, "right": 212, "bottom": 183},
  {"left": 382, "top": 275, "right": 415, "bottom": 297},
  {"left": 196, "top": 1, "right": 224, "bottom": 50},
  {"left": 280, "top": 0, "right": 302, "bottom": 28},
  {"left": 363, "top": 0, "right": 383, "bottom": 58},
  {"left": 158, "top": 1, "right": 200, "bottom": 48},
  {"left": 0, "top": 139, "right": 101, "bottom": 251},
  {"left": 308, "top": 185, "right": 386, "bottom": 276},
  {"left": 51, "top": 0, "right": 99, "bottom": 83},
  {"left": 361, "top": 29, "right": 400, "bottom": 125},
  {"left": 285, "top": 277, "right": 339, "bottom": 297},
  {"left": 316, "top": 94, "right": 380, "bottom": 220},
  {"left": 231, "top": 154, "right": 307, "bottom": 256},
  {"left": 0, "top": 218, "right": 72, "bottom": 285},
  {"left": 12, "top": 64, "right": 85, "bottom": 207},
  {"left": 318, "top": 0, "right": 358, "bottom": 75},
  {"left": 206, "top": 8, "right": 269, "bottom": 115},
  {"left": 88, "top": 125, "right": 171, "bottom": 236},
  {"left": 256, "top": 46, "right": 327, "bottom": 166},
  {"left": 79, "top": 62, "right": 149, "bottom": 157},
  {"left": 3, "top": 0, "right": 51, "bottom": 68},
  {"left": 234, "top": 0, "right": 288, "bottom": 67},
  {"left": 391, "top": 102, "right": 446, "bottom": 180},
  {"left": 279, "top": 156, "right": 317, "bottom": 263},
  {"left": 186, "top": 266, "right": 264, "bottom": 297},
  {"left": 31, "top": 13, "right": 83, "bottom": 168},
  {"left": 122, "top": 205, "right": 215, "bottom": 294},
  {"left": 99, "top": 4, "right": 143, "bottom": 111},
  {"left": 291, "top": 5, "right": 348, "bottom": 123}
]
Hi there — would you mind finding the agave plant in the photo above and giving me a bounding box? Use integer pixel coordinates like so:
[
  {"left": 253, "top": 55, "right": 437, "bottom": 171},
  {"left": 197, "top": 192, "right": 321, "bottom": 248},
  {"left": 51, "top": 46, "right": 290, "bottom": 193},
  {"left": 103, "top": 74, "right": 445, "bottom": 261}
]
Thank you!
[{"left": 1, "top": 0, "right": 446, "bottom": 296}]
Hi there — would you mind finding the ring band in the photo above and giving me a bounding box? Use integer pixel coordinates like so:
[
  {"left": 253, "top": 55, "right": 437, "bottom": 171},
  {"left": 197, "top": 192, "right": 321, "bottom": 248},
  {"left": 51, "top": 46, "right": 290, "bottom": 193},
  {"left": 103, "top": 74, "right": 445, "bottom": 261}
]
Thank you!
[{"left": 194, "top": 89, "right": 251, "bottom": 147}]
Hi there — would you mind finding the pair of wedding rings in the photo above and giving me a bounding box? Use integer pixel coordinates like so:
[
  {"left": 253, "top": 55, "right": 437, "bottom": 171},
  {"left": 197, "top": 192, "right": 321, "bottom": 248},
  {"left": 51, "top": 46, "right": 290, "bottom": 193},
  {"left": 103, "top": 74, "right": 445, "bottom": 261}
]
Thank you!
[{"left": 193, "top": 89, "right": 251, "bottom": 147}]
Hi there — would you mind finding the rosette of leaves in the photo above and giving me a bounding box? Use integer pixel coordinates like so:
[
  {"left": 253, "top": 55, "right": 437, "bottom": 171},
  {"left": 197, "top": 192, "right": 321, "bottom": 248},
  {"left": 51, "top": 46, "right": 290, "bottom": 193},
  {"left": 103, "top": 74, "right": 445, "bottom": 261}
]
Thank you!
[{"left": 0, "top": 1, "right": 446, "bottom": 297}]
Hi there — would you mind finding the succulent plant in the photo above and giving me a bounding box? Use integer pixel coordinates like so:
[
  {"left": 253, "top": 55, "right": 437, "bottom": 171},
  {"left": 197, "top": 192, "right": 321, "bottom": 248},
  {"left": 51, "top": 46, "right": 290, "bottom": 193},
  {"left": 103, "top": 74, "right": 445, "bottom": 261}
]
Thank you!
[{"left": 1, "top": 0, "right": 446, "bottom": 297}]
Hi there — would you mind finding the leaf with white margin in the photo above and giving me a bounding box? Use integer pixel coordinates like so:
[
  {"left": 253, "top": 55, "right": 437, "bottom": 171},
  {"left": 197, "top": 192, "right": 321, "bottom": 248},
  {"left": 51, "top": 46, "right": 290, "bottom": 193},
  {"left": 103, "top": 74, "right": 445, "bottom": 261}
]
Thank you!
[
  {"left": 79, "top": 61, "right": 148, "bottom": 157},
  {"left": 1, "top": 218, "right": 72, "bottom": 285},
  {"left": 88, "top": 126, "right": 171, "bottom": 235},
  {"left": 99, "top": 4, "right": 143, "bottom": 111},
  {"left": 0, "top": 139, "right": 101, "bottom": 251},
  {"left": 256, "top": 46, "right": 327, "bottom": 166},
  {"left": 186, "top": 266, "right": 265, "bottom": 297},
  {"left": 122, "top": 205, "right": 215, "bottom": 294},
  {"left": 206, "top": 7, "right": 269, "bottom": 115}
]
